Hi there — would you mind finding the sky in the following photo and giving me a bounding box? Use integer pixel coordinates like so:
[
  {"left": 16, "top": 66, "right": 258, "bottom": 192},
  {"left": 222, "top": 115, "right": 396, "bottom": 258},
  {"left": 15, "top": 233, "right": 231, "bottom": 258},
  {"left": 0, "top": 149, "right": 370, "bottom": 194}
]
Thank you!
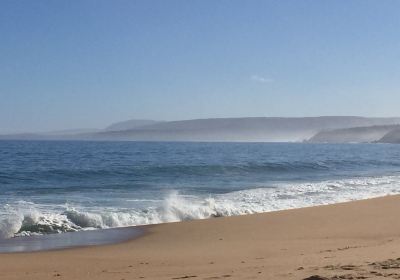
[{"left": 1, "top": 0, "right": 400, "bottom": 133}]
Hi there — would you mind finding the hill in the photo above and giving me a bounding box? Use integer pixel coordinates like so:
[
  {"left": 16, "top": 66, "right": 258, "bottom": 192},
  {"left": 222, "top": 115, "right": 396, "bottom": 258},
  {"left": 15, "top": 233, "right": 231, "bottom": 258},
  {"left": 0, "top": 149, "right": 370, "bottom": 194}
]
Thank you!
[
  {"left": 2, "top": 117, "right": 400, "bottom": 142},
  {"left": 105, "top": 119, "right": 161, "bottom": 132},
  {"left": 379, "top": 129, "right": 400, "bottom": 144},
  {"left": 87, "top": 116, "right": 400, "bottom": 142},
  {"left": 308, "top": 125, "right": 400, "bottom": 143}
]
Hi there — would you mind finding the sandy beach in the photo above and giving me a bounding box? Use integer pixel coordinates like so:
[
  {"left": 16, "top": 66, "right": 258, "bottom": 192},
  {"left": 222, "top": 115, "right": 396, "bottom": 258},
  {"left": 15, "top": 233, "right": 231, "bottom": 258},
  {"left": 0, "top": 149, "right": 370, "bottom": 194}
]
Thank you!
[{"left": 1, "top": 195, "right": 400, "bottom": 280}]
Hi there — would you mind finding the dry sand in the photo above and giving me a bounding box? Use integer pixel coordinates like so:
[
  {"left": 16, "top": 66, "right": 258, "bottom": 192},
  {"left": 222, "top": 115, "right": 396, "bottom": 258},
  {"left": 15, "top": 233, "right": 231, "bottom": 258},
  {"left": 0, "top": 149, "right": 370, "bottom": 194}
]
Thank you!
[{"left": 2, "top": 195, "right": 400, "bottom": 280}]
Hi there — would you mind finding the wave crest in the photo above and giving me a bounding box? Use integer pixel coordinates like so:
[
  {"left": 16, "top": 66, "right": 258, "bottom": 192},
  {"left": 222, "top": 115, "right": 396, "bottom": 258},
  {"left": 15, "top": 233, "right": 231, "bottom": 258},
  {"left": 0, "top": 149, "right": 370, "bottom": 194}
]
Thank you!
[{"left": 1, "top": 175, "right": 400, "bottom": 238}]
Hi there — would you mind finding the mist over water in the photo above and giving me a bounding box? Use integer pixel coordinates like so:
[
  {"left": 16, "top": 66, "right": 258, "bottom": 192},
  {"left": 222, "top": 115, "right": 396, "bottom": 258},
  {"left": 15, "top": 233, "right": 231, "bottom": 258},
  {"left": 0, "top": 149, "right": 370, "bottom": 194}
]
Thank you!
[{"left": 1, "top": 141, "right": 400, "bottom": 238}]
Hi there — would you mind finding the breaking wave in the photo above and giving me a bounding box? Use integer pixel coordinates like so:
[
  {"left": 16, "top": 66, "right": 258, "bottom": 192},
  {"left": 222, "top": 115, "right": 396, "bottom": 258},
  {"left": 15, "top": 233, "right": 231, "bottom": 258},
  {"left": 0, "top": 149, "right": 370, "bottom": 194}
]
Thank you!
[{"left": 1, "top": 174, "right": 400, "bottom": 239}]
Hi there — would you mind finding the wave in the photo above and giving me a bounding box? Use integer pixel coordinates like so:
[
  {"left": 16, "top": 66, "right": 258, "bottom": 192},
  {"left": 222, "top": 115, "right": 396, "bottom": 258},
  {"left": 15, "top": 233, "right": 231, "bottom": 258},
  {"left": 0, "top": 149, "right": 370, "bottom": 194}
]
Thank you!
[
  {"left": 3, "top": 160, "right": 383, "bottom": 181},
  {"left": 1, "top": 175, "right": 400, "bottom": 239}
]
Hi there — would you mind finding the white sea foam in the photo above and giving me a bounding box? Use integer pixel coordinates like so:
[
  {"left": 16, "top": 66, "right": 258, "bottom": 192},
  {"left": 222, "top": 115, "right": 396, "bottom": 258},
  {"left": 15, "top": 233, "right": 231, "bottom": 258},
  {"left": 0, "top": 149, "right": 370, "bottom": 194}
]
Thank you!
[{"left": 1, "top": 175, "right": 400, "bottom": 238}]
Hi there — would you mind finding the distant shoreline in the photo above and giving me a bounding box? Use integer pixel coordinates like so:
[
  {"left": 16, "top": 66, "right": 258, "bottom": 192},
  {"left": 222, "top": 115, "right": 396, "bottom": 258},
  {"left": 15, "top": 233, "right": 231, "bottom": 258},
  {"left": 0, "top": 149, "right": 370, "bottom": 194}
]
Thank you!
[{"left": 2, "top": 116, "right": 400, "bottom": 143}]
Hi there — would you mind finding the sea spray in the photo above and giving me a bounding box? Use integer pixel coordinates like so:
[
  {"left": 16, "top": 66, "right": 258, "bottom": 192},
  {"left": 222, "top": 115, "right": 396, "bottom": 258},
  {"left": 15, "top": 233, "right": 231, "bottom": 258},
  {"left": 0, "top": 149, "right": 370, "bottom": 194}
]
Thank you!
[{"left": 0, "top": 214, "right": 23, "bottom": 239}]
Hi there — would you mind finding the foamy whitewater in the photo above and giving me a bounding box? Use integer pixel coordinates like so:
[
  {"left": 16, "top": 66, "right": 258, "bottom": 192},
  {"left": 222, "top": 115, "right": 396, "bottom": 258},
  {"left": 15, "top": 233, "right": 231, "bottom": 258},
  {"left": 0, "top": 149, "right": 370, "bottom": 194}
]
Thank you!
[{"left": 1, "top": 141, "right": 400, "bottom": 239}]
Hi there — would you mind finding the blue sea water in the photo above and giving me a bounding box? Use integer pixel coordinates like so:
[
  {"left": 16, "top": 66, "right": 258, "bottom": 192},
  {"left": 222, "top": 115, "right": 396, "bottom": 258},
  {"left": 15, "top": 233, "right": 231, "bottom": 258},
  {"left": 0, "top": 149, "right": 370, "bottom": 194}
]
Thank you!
[{"left": 1, "top": 140, "right": 400, "bottom": 239}]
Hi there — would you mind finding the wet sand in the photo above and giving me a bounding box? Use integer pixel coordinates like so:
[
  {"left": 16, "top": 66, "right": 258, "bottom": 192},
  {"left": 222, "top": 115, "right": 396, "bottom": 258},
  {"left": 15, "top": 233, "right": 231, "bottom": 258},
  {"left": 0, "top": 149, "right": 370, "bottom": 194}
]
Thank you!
[
  {"left": 0, "top": 226, "right": 143, "bottom": 253},
  {"left": 1, "top": 195, "right": 400, "bottom": 279}
]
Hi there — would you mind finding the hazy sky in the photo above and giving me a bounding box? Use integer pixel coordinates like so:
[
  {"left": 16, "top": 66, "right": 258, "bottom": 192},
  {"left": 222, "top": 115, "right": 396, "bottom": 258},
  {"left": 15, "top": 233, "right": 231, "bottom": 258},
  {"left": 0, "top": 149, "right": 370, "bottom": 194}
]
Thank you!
[{"left": 1, "top": 0, "right": 400, "bottom": 133}]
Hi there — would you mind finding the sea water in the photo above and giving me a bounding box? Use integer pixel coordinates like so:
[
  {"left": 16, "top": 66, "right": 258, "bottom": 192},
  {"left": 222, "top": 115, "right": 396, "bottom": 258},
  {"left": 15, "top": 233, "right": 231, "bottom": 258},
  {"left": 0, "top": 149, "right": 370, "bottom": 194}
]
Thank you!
[{"left": 1, "top": 140, "right": 400, "bottom": 239}]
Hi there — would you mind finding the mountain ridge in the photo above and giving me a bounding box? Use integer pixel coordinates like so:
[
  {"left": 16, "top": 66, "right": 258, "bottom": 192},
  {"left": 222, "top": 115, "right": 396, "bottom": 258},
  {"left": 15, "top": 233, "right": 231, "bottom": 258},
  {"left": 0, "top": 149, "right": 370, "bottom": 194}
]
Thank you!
[
  {"left": 2, "top": 116, "right": 400, "bottom": 143},
  {"left": 309, "top": 125, "right": 400, "bottom": 143}
]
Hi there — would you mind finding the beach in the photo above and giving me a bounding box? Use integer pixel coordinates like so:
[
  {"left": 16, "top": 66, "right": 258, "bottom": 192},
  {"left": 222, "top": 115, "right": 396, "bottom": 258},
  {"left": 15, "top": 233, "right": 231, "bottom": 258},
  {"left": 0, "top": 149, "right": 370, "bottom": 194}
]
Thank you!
[
  {"left": 1, "top": 195, "right": 400, "bottom": 280},
  {"left": 2, "top": 1, "right": 400, "bottom": 279}
]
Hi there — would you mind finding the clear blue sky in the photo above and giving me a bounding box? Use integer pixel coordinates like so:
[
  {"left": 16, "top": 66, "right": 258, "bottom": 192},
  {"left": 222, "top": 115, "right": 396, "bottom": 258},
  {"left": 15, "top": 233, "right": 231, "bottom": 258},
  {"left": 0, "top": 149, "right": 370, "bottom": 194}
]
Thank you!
[{"left": 1, "top": 0, "right": 400, "bottom": 133}]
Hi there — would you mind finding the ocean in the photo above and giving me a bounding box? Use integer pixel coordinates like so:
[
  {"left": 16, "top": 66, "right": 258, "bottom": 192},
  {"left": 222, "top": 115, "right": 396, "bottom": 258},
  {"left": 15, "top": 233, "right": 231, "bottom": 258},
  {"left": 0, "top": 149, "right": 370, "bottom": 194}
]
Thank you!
[{"left": 1, "top": 140, "right": 400, "bottom": 239}]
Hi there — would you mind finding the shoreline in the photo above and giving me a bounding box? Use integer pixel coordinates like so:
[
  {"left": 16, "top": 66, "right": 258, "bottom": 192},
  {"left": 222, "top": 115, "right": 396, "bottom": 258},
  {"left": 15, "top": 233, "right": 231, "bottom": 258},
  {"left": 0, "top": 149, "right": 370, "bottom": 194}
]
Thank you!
[
  {"left": 2, "top": 195, "right": 400, "bottom": 279},
  {"left": 0, "top": 194, "right": 395, "bottom": 253},
  {"left": 0, "top": 194, "right": 397, "bottom": 253},
  {"left": 0, "top": 226, "right": 145, "bottom": 254}
]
